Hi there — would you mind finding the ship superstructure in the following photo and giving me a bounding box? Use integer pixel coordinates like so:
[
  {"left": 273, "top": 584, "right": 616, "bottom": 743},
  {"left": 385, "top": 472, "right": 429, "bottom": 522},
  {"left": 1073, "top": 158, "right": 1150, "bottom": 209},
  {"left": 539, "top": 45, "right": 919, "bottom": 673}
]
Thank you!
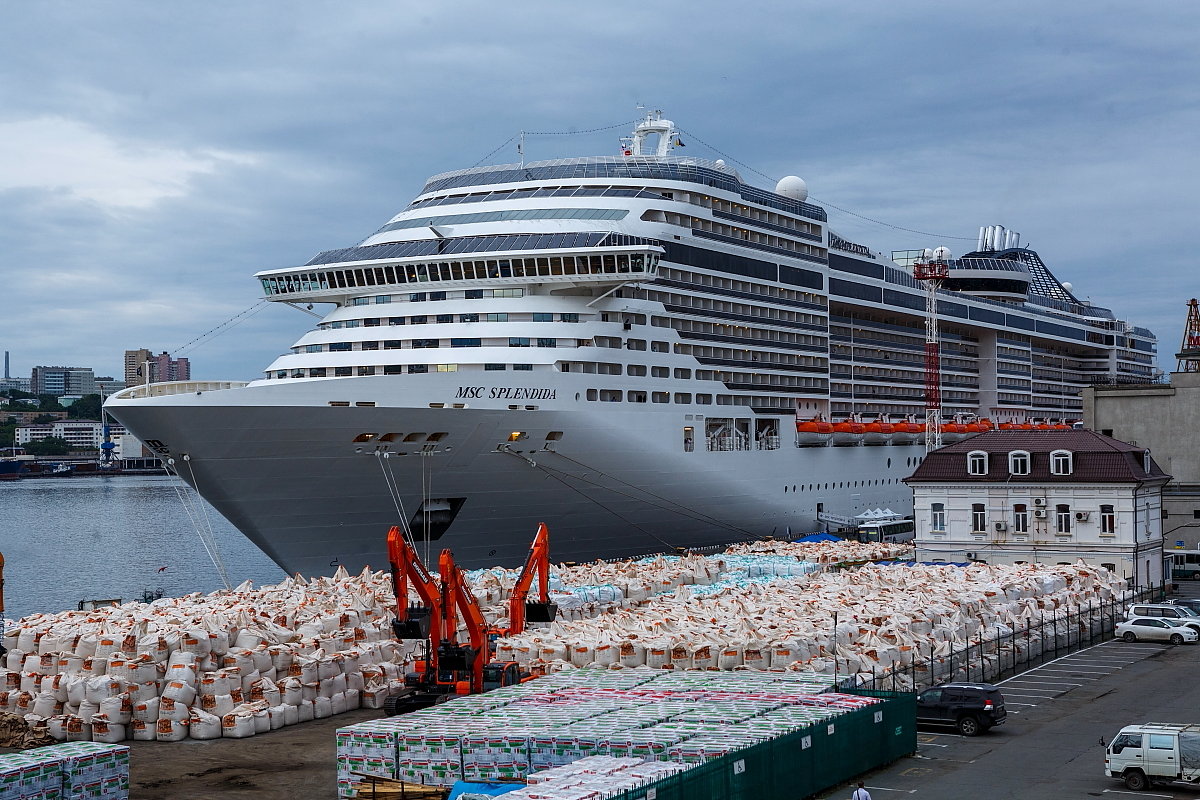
[{"left": 106, "top": 112, "right": 1157, "bottom": 576}]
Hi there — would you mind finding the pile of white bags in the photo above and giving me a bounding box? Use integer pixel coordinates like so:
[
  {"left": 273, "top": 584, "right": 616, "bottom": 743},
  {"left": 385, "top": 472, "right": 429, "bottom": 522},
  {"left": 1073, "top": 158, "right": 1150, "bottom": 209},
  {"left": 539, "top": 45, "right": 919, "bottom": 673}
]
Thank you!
[
  {"left": 0, "top": 567, "right": 417, "bottom": 743},
  {"left": 494, "top": 561, "right": 1128, "bottom": 679}
]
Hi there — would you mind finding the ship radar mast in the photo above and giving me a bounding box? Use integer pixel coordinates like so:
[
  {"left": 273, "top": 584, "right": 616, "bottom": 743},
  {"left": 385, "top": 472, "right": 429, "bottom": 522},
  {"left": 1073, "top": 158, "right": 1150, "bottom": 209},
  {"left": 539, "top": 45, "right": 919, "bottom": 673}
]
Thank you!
[
  {"left": 914, "top": 247, "right": 952, "bottom": 452},
  {"left": 620, "top": 109, "right": 681, "bottom": 158},
  {"left": 1178, "top": 298, "right": 1200, "bottom": 372}
]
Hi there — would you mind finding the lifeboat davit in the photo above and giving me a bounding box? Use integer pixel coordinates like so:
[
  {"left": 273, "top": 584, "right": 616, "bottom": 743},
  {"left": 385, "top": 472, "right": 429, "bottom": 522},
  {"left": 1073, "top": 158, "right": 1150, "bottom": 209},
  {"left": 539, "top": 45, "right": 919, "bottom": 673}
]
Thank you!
[
  {"left": 861, "top": 416, "right": 895, "bottom": 445},
  {"left": 891, "top": 418, "right": 923, "bottom": 445},
  {"left": 795, "top": 416, "right": 833, "bottom": 446},
  {"left": 830, "top": 418, "right": 865, "bottom": 446}
]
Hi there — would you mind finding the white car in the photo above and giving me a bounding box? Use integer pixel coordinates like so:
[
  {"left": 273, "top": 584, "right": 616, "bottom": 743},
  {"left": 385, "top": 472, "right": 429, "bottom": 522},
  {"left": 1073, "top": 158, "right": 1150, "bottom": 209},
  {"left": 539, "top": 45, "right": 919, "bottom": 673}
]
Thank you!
[{"left": 1116, "top": 617, "right": 1199, "bottom": 645}]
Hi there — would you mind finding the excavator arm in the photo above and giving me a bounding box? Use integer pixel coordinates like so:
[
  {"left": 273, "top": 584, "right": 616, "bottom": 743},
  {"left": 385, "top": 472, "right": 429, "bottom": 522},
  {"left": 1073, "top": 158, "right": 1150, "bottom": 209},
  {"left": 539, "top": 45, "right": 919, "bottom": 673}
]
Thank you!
[
  {"left": 438, "top": 548, "right": 489, "bottom": 694},
  {"left": 386, "top": 526, "right": 441, "bottom": 643},
  {"left": 505, "top": 522, "right": 557, "bottom": 636}
]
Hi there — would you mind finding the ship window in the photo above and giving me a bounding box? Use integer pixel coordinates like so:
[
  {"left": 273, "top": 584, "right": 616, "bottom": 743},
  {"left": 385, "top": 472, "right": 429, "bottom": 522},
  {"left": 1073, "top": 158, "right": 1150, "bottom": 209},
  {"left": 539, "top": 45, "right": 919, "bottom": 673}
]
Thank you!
[
  {"left": 364, "top": 318, "right": 380, "bottom": 327},
  {"left": 488, "top": 313, "right": 509, "bottom": 322},
  {"left": 357, "top": 366, "right": 375, "bottom": 376},
  {"left": 334, "top": 367, "right": 352, "bottom": 376},
  {"left": 328, "top": 401, "right": 350, "bottom": 407},
  {"left": 561, "top": 313, "right": 580, "bottom": 323},
  {"left": 410, "top": 315, "right": 427, "bottom": 324},
  {"left": 375, "top": 296, "right": 391, "bottom": 304},
  {"left": 309, "top": 368, "right": 327, "bottom": 377},
  {"left": 436, "top": 364, "right": 458, "bottom": 372},
  {"left": 652, "top": 392, "right": 669, "bottom": 403},
  {"left": 383, "top": 365, "right": 403, "bottom": 375},
  {"left": 352, "top": 297, "right": 370, "bottom": 306},
  {"left": 651, "top": 366, "right": 669, "bottom": 378},
  {"left": 513, "top": 364, "right": 533, "bottom": 370},
  {"left": 384, "top": 340, "right": 403, "bottom": 349},
  {"left": 403, "top": 433, "right": 426, "bottom": 442},
  {"left": 389, "top": 317, "right": 405, "bottom": 326},
  {"left": 537, "top": 338, "right": 556, "bottom": 348},
  {"left": 509, "top": 337, "right": 530, "bottom": 347},
  {"left": 967, "top": 450, "right": 988, "bottom": 475},
  {"left": 600, "top": 390, "right": 622, "bottom": 402},
  {"left": 414, "top": 339, "right": 439, "bottom": 348},
  {"left": 451, "top": 338, "right": 480, "bottom": 348},
  {"left": 466, "top": 290, "right": 484, "bottom": 299},
  {"left": 428, "top": 432, "right": 448, "bottom": 441},
  {"left": 533, "top": 313, "right": 553, "bottom": 322},
  {"left": 430, "top": 291, "right": 446, "bottom": 301},
  {"left": 696, "top": 394, "right": 712, "bottom": 404},
  {"left": 627, "top": 365, "right": 646, "bottom": 377},
  {"left": 674, "top": 393, "right": 692, "bottom": 403},
  {"left": 379, "top": 433, "right": 402, "bottom": 442},
  {"left": 329, "top": 342, "right": 352, "bottom": 352},
  {"left": 436, "top": 314, "right": 453, "bottom": 324},
  {"left": 546, "top": 431, "right": 563, "bottom": 441},
  {"left": 352, "top": 433, "right": 378, "bottom": 442},
  {"left": 410, "top": 293, "right": 427, "bottom": 302},
  {"left": 675, "top": 368, "right": 692, "bottom": 379},
  {"left": 485, "top": 363, "right": 506, "bottom": 371},
  {"left": 407, "top": 365, "right": 428, "bottom": 374},
  {"left": 586, "top": 389, "right": 598, "bottom": 401},
  {"left": 459, "top": 314, "right": 479, "bottom": 323}
]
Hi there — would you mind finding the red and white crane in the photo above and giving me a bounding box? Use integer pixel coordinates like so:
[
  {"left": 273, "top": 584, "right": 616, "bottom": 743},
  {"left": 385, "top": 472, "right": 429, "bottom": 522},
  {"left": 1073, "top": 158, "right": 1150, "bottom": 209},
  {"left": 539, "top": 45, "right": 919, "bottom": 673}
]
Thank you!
[{"left": 913, "top": 247, "right": 952, "bottom": 452}]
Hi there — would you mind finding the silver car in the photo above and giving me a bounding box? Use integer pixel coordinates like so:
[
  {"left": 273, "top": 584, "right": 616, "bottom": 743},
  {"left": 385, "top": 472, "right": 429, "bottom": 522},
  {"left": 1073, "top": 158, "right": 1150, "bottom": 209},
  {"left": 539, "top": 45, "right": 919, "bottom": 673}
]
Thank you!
[{"left": 1116, "top": 617, "right": 1200, "bottom": 645}]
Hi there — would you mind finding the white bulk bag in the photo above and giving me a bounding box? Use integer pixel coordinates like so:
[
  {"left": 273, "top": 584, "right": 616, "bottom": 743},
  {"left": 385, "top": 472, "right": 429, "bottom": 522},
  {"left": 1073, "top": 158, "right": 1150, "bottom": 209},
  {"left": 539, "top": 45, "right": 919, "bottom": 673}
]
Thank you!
[
  {"left": 91, "top": 713, "right": 126, "bottom": 744},
  {"left": 156, "top": 717, "right": 189, "bottom": 742},
  {"left": 158, "top": 696, "right": 190, "bottom": 722},
  {"left": 188, "top": 708, "right": 222, "bottom": 740}
]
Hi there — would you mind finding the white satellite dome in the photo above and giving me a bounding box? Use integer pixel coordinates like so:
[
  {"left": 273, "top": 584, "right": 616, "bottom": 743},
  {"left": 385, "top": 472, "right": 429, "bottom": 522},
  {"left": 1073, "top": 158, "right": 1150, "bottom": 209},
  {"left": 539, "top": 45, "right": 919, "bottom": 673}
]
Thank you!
[
  {"left": 933, "top": 246, "right": 952, "bottom": 261},
  {"left": 775, "top": 176, "right": 808, "bottom": 202},
  {"left": 1062, "top": 282, "right": 1073, "bottom": 293}
]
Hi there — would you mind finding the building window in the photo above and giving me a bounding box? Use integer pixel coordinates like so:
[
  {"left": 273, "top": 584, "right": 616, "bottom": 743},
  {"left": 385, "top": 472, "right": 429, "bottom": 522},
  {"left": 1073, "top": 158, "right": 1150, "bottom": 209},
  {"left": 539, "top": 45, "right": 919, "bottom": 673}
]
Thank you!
[
  {"left": 967, "top": 450, "right": 988, "bottom": 475},
  {"left": 971, "top": 503, "right": 986, "bottom": 532},
  {"left": 1100, "top": 504, "right": 1116, "bottom": 534},
  {"left": 931, "top": 503, "right": 946, "bottom": 531},
  {"left": 1008, "top": 450, "right": 1031, "bottom": 475},
  {"left": 1050, "top": 450, "right": 1073, "bottom": 475},
  {"left": 1013, "top": 503, "right": 1029, "bottom": 533},
  {"left": 1056, "top": 504, "right": 1071, "bottom": 533},
  {"left": 1143, "top": 449, "right": 1152, "bottom": 473}
]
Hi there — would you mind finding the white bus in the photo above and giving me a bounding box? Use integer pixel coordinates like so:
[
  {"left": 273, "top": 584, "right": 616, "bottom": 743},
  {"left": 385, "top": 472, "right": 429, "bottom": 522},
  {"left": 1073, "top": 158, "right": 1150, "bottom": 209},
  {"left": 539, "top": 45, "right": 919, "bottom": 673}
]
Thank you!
[
  {"left": 856, "top": 519, "right": 916, "bottom": 544},
  {"left": 1169, "top": 550, "right": 1200, "bottom": 581}
]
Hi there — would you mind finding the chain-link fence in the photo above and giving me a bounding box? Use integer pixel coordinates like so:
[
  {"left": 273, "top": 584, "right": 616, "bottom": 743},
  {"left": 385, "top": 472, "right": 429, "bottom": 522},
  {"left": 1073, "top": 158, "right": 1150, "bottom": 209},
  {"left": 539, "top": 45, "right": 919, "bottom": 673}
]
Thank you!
[{"left": 851, "top": 584, "right": 1166, "bottom": 693}]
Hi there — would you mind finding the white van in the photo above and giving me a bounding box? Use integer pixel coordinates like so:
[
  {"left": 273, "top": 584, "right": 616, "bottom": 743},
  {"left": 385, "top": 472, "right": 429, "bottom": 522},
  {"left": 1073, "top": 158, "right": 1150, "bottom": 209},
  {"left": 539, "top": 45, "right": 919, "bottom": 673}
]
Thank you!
[{"left": 1105, "top": 723, "right": 1200, "bottom": 790}]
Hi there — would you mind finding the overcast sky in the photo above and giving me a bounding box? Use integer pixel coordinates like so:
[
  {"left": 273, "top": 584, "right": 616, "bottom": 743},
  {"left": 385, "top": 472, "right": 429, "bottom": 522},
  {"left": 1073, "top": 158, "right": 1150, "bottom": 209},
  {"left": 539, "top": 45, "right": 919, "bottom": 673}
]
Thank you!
[{"left": 3, "top": 2, "right": 1198, "bottom": 383}]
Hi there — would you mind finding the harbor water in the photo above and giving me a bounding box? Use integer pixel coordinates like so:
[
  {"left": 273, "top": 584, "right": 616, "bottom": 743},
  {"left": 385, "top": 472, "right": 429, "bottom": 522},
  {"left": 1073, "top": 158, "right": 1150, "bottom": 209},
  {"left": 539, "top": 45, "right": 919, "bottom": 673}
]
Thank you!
[{"left": 0, "top": 475, "right": 286, "bottom": 619}]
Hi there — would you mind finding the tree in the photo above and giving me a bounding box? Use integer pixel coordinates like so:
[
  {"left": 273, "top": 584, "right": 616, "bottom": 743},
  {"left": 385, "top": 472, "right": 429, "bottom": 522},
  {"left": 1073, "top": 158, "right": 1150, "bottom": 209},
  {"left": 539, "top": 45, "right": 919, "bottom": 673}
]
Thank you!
[
  {"left": 0, "top": 418, "right": 16, "bottom": 448},
  {"left": 67, "top": 394, "right": 103, "bottom": 420},
  {"left": 37, "top": 395, "right": 65, "bottom": 412},
  {"left": 31, "top": 414, "right": 58, "bottom": 424},
  {"left": 25, "top": 436, "right": 70, "bottom": 456}
]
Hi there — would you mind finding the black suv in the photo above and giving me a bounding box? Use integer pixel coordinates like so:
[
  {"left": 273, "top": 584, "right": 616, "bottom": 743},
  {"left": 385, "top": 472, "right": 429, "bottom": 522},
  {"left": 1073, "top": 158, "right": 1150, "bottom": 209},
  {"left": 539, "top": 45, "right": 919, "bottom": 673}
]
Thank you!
[{"left": 915, "top": 682, "right": 1007, "bottom": 736}]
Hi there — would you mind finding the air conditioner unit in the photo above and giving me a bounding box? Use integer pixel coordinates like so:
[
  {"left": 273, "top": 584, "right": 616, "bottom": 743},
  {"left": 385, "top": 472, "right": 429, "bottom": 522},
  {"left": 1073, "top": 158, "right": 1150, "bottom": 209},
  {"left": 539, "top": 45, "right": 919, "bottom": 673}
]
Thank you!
[
  {"left": 1033, "top": 498, "right": 1047, "bottom": 507},
  {"left": 1075, "top": 511, "right": 1090, "bottom": 522},
  {"left": 966, "top": 552, "right": 976, "bottom": 560},
  {"left": 1033, "top": 509, "right": 1048, "bottom": 519},
  {"left": 994, "top": 521, "right": 1008, "bottom": 532}
]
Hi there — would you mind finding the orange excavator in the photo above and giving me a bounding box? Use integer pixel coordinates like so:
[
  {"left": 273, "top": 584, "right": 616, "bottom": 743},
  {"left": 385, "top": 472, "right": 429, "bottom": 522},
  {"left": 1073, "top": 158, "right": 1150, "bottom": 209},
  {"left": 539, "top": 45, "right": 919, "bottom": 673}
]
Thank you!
[{"left": 383, "top": 524, "right": 557, "bottom": 714}]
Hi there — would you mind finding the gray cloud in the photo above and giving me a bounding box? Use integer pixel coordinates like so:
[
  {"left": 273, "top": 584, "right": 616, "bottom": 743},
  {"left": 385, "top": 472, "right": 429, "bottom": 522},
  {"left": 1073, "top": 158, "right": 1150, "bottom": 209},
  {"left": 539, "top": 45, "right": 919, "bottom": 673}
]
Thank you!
[{"left": 2, "top": 1, "right": 1197, "bottom": 379}]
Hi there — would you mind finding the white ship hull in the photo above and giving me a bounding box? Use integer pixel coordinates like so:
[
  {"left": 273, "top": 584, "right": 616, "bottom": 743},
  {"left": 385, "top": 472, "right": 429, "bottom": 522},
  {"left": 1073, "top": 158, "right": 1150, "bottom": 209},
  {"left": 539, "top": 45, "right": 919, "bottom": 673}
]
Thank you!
[{"left": 109, "top": 374, "right": 919, "bottom": 576}]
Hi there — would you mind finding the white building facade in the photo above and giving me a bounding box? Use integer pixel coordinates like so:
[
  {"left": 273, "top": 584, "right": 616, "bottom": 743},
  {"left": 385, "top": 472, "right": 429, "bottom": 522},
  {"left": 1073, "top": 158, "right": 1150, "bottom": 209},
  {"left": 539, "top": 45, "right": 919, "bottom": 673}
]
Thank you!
[
  {"left": 15, "top": 420, "right": 130, "bottom": 452},
  {"left": 906, "top": 430, "right": 1170, "bottom": 589}
]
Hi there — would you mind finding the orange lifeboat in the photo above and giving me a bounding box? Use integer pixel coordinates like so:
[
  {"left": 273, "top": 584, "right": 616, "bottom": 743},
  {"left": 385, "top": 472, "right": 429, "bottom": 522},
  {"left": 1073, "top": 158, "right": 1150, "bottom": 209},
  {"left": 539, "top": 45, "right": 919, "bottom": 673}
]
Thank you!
[
  {"left": 830, "top": 418, "right": 866, "bottom": 446},
  {"left": 861, "top": 416, "right": 895, "bottom": 445},
  {"left": 1050, "top": 419, "right": 1072, "bottom": 430},
  {"left": 1033, "top": 420, "right": 1054, "bottom": 431},
  {"left": 940, "top": 420, "right": 969, "bottom": 442},
  {"left": 1000, "top": 420, "right": 1034, "bottom": 431},
  {"left": 976, "top": 417, "right": 996, "bottom": 432},
  {"left": 795, "top": 416, "right": 833, "bottom": 446},
  {"left": 891, "top": 417, "right": 923, "bottom": 445}
]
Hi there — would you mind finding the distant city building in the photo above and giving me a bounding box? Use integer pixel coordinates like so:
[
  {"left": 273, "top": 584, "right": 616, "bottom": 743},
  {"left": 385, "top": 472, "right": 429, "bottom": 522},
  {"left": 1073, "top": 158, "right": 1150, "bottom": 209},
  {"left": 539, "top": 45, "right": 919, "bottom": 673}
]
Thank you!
[
  {"left": 94, "top": 377, "right": 127, "bottom": 396},
  {"left": 905, "top": 430, "right": 1170, "bottom": 589},
  {"left": 0, "top": 377, "right": 31, "bottom": 393},
  {"left": 124, "top": 349, "right": 190, "bottom": 385},
  {"left": 1084, "top": 371, "right": 1200, "bottom": 541},
  {"left": 0, "top": 410, "right": 68, "bottom": 424},
  {"left": 30, "top": 366, "right": 95, "bottom": 397},
  {"left": 16, "top": 419, "right": 129, "bottom": 451}
]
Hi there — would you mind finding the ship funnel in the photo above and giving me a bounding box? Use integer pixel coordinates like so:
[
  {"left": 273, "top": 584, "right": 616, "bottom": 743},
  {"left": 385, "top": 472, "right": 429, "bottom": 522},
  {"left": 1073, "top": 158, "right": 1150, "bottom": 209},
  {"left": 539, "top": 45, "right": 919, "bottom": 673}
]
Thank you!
[{"left": 977, "top": 227, "right": 987, "bottom": 251}]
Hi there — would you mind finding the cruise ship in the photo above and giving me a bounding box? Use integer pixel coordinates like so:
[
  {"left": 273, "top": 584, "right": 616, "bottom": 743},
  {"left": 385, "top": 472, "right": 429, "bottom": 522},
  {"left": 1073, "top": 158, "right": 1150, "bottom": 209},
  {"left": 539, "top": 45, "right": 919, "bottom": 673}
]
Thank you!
[{"left": 105, "top": 112, "right": 1158, "bottom": 576}]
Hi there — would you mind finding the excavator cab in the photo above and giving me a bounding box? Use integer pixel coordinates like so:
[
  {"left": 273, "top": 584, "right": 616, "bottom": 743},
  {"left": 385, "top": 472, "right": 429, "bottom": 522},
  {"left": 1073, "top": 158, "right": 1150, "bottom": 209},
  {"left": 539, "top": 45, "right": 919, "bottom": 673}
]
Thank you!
[
  {"left": 482, "top": 661, "right": 524, "bottom": 692},
  {"left": 435, "top": 640, "right": 478, "bottom": 673}
]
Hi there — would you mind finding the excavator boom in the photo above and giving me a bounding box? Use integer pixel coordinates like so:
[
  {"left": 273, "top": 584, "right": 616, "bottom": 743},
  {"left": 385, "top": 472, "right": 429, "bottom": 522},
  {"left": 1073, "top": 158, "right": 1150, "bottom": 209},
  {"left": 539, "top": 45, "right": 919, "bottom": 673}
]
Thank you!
[
  {"left": 438, "top": 548, "right": 489, "bottom": 693},
  {"left": 505, "top": 523, "right": 557, "bottom": 636},
  {"left": 386, "top": 526, "right": 440, "bottom": 642}
]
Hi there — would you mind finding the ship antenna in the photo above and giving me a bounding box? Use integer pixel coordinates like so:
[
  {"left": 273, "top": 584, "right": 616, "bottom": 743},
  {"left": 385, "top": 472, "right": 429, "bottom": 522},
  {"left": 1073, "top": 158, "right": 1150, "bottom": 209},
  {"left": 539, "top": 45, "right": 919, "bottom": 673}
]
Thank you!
[{"left": 518, "top": 130, "right": 525, "bottom": 168}]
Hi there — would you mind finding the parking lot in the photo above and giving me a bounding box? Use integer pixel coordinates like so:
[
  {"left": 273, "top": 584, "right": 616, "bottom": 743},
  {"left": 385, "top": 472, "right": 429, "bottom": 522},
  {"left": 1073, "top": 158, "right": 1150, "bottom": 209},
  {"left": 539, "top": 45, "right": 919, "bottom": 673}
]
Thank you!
[{"left": 818, "top": 590, "right": 1200, "bottom": 799}]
